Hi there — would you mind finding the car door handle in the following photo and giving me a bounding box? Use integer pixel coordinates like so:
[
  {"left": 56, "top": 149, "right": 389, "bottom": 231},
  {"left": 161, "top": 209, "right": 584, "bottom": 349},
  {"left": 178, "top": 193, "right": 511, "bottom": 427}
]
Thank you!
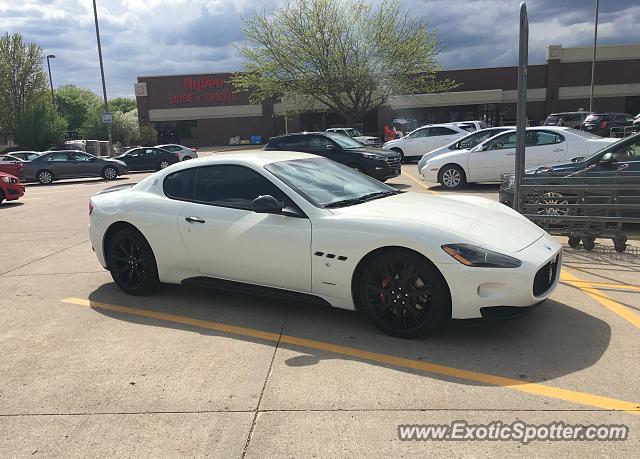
[
  {"left": 185, "top": 216, "right": 205, "bottom": 224},
  {"left": 553, "top": 148, "right": 564, "bottom": 152},
  {"left": 505, "top": 152, "right": 516, "bottom": 156}
]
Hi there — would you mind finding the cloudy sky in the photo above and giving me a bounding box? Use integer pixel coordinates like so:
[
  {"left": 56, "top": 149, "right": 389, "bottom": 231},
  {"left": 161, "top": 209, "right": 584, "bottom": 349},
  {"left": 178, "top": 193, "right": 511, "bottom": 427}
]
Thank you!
[{"left": 1, "top": 0, "right": 638, "bottom": 97}]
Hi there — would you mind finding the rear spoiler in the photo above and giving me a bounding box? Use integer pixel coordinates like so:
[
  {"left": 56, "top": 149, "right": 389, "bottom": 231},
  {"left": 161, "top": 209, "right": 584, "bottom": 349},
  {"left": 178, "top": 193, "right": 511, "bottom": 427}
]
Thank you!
[{"left": 94, "top": 183, "right": 135, "bottom": 195}]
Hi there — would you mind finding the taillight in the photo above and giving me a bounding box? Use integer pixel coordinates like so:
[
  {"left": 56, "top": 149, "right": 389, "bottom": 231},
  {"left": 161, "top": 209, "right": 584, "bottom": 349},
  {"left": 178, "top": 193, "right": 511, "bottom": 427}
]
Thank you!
[
  {"left": 599, "top": 121, "right": 608, "bottom": 129},
  {"left": 89, "top": 200, "right": 94, "bottom": 216},
  {"left": 174, "top": 153, "right": 180, "bottom": 160}
]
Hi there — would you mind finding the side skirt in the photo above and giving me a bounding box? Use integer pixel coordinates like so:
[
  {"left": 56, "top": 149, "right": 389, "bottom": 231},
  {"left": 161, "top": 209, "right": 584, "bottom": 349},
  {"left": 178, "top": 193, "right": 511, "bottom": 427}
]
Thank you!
[{"left": 181, "top": 276, "right": 332, "bottom": 307}]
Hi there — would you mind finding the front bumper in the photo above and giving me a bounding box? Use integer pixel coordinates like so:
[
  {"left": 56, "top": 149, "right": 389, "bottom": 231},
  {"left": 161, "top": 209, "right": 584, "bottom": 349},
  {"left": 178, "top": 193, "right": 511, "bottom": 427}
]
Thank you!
[
  {"left": 421, "top": 166, "right": 439, "bottom": 183},
  {"left": 2, "top": 184, "right": 25, "bottom": 201},
  {"left": 435, "top": 233, "right": 562, "bottom": 319}
]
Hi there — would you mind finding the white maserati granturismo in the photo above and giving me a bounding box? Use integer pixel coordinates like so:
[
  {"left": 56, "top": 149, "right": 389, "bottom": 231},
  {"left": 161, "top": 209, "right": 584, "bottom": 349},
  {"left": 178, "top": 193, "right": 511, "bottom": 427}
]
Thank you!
[{"left": 89, "top": 151, "right": 562, "bottom": 338}]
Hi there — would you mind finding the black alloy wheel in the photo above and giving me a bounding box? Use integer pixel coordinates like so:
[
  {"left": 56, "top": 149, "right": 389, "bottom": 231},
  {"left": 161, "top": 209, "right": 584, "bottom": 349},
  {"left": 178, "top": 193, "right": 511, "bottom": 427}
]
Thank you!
[
  {"left": 358, "top": 250, "right": 450, "bottom": 338},
  {"left": 107, "top": 228, "right": 160, "bottom": 295}
]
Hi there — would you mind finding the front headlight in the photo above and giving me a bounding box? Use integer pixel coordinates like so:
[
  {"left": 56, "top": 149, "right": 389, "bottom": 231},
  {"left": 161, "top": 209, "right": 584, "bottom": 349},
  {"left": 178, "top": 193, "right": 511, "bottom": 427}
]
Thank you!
[
  {"left": 442, "top": 244, "right": 522, "bottom": 268},
  {"left": 361, "top": 152, "right": 386, "bottom": 161},
  {"left": 1, "top": 176, "right": 17, "bottom": 183}
]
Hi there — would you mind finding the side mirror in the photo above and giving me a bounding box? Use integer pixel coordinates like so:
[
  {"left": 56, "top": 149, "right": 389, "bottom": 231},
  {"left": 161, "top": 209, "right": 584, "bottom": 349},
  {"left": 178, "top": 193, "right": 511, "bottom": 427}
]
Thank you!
[
  {"left": 600, "top": 152, "right": 615, "bottom": 164},
  {"left": 252, "top": 195, "right": 284, "bottom": 214}
]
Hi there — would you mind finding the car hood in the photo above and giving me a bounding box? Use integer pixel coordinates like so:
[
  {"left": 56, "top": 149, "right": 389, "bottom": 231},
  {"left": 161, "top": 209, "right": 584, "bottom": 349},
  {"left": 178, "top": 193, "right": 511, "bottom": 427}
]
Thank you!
[
  {"left": 348, "top": 146, "right": 398, "bottom": 157},
  {"left": 329, "top": 192, "right": 544, "bottom": 253}
]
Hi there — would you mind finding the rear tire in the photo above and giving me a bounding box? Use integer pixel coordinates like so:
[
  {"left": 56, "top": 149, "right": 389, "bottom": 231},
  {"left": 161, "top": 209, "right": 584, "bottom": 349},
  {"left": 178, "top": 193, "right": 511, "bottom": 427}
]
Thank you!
[
  {"left": 0, "top": 190, "right": 5, "bottom": 205},
  {"left": 438, "top": 164, "right": 466, "bottom": 190},
  {"left": 357, "top": 249, "right": 451, "bottom": 338},
  {"left": 158, "top": 160, "right": 170, "bottom": 170},
  {"left": 182, "top": 156, "right": 192, "bottom": 161},
  {"left": 106, "top": 228, "right": 160, "bottom": 295},
  {"left": 37, "top": 169, "right": 54, "bottom": 185}
]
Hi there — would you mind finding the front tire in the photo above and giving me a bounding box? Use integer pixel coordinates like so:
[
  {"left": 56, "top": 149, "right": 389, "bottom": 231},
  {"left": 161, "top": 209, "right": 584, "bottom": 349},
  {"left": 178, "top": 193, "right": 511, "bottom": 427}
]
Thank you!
[
  {"left": 438, "top": 164, "right": 466, "bottom": 190},
  {"left": 357, "top": 249, "right": 451, "bottom": 338},
  {"left": 102, "top": 166, "right": 118, "bottom": 180},
  {"left": 106, "top": 228, "right": 160, "bottom": 295},
  {"left": 37, "top": 169, "right": 54, "bottom": 185}
]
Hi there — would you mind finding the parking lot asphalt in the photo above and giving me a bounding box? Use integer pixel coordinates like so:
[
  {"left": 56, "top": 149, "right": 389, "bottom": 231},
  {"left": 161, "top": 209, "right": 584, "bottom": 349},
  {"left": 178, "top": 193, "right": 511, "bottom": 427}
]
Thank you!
[{"left": 1, "top": 154, "right": 639, "bottom": 457}]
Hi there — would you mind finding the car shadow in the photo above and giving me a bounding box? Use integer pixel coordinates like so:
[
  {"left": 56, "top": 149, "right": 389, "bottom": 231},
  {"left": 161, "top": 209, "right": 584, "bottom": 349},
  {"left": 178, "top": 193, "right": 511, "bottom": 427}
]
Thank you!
[
  {"left": 87, "top": 282, "right": 611, "bottom": 387},
  {"left": 24, "top": 177, "right": 130, "bottom": 188},
  {"left": 0, "top": 201, "right": 24, "bottom": 209},
  {"left": 431, "top": 183, "right": 500, "bottom": 194},
  {"left": 388, "top": 183, "right": 412, "bottom": 191}
]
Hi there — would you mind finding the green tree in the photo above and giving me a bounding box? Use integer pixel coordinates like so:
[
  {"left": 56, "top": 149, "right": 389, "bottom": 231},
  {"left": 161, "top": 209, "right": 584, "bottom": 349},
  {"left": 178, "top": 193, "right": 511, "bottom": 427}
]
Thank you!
[
  {"left": 0, "top": 32, "right": 48, "bottom": 132},
  {"left": 109, "top": 97, "right": 137, "bottom": 114},
  {"left": 14, "top": 94, "right": 67, "bottom": 150},
  {"left": 139, "top": 124, "right": 157, "bottom": 146},
  {"left": 80, "top": 105, "right": 140, "bottom": 146},
  {"left": 232, "top": 0, "right": 455, "bottom": 125},
  {"left": 55, "top": 85, "right": 102, "bottom": 131}
]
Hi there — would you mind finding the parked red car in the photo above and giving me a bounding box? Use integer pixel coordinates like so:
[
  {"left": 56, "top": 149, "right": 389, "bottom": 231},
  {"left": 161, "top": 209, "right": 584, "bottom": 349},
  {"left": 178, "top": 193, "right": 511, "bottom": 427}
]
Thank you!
[
  {"left": 0, "top": 171, "right": 25, "bottom": 205},
  {"left": 0, "top": 155, "right": 25, "bottom": 178}
]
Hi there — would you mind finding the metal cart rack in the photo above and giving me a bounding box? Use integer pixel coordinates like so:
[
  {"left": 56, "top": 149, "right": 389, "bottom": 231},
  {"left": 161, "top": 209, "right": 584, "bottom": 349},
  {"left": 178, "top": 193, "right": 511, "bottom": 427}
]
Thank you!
[{"left": 518, "top": 174, "right": 640, "bottom": 252}]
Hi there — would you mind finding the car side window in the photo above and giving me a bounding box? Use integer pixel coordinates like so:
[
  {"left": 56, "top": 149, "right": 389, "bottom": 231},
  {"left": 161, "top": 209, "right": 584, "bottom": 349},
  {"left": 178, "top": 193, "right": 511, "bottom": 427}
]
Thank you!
[
  {"left": 127, "top": 149, "right": 141, "bottom": 157},
  {"left": 72, "top": 152, "right": 92, "bottom": 161},
  {"left": 407, "top": 128, "right": 427, "bottom": 139},
  {"left": 145, "top": 149, "right": 157, "bottom": 156},
  {"left": 47, "top": 152, "right": 70, "bottom": 161},
  {"left": 164, "top": 168, "right": 196, "bottom": 200},
  {"left": 610, "top": 138, "right": 640, "bottom": 162},
  {"left": 309, "top": 136, "right": 333, "bottom": 150},
  {"left": 486, "top": 133, "right": 517, "bottom": 150},
  {"left": 614, "top": 114, "right": 625, "bottom": 122},
  {"left": 526, "top": 131, "right": 564, "bottom": 146},
  {"left": 429, "top": 127, "right": 458, "bottom": 136},
  {"left": 192, "top": 165, "right": 289, "bottom": 210},
  {"left": 278, "top": 136, "right": 308, "bottom": 150}
]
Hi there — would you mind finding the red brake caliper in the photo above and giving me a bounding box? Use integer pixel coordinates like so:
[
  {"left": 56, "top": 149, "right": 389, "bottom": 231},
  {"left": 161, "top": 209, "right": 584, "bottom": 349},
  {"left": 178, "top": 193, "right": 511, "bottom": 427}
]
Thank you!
[{"left": 379, "top": 277, "right": 390, "bottom": 303}]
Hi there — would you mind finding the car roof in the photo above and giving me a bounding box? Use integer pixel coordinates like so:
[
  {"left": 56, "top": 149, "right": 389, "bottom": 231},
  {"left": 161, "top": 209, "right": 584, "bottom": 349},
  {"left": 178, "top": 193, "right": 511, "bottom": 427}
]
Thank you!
[{"left": 167, "top": 150, "right": 317, "bottom": 168}]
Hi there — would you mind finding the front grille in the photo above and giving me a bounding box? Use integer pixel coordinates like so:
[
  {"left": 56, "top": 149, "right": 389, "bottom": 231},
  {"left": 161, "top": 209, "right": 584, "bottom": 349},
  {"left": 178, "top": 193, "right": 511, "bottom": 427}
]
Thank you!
[
  {"left": 533, "top": 254, "right": 560, "bottom": 297},
  {"left": 385, "top": 155, "right": 401, "bottom": 169}
]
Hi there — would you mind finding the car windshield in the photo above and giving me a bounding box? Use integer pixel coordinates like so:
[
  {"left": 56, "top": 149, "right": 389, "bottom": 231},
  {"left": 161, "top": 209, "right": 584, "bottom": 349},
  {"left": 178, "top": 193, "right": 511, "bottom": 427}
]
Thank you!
[
  {"left": 340, "top": 128, "right": 361, "bottom": 137},
  {"left": 583, "top": 134, "right": 638, "bottom": 163},
  {"left": 325, "top": 132, "right": 364, "bottom": 148},
  {"left": 265, "top": 157, "right": 398, "bottom": 208}
]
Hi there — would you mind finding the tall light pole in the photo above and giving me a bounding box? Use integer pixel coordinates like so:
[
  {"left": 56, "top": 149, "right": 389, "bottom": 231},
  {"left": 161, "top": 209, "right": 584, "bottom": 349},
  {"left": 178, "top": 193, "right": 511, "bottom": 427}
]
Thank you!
[
  {"left": 589, "top": 0, "right": 600, "bottom": 112},
  {"left": 92, "top": 0, "right": 113, "bottom": 155},
  {"left": 46, "top": 54, "right": 56, "bottom": 108}
]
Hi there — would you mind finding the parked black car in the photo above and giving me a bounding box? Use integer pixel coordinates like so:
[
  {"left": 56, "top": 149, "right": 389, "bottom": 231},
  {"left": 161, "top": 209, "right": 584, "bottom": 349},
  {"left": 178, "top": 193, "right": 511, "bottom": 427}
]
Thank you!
[
  {"left": 500, "top": 132, "right": 640, "bottom": 214},
  {"left": 580, "top": 112, "right": 635, "bottom": 137},
  {"left": 543, "top": 111, "right": 593, "bottom": 129},
  {"left": 264, "top": 132, "right": 401, "bottom": 181},
  {"left": 21, "top": 150, "right": 128, "bottom": 184},
  {"left": 116, "top": 147, "right": 180, "bottom": 172}
]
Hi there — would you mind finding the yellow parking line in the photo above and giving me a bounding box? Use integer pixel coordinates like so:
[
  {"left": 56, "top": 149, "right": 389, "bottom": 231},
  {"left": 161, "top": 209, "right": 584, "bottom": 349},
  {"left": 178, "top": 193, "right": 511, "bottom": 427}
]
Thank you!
[
  {"left": 401, "top": 170, "right": 438, "bottom": 194},
  {"left": 560, "top": 270, "right": 640, "bottom": 330},
  {"left": 561, "top": 279, "right": 640, "bottom": 293},
  {"left": 63, "top": 297, "right": 640, "bottom": 415}
]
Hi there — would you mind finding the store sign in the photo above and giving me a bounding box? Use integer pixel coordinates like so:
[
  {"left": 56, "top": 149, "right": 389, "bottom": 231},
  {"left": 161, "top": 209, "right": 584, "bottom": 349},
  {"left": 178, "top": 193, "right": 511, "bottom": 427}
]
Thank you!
[{"left": 169, "top": 76, "right": 241, "bottom": 106}]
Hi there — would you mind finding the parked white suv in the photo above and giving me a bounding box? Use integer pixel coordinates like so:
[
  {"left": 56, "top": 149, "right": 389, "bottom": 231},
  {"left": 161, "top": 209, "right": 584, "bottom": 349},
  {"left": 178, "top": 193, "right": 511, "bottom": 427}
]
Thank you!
[
  {"left": 155, "top": 144, "right": 198, "bottom": 161},
  {"left": 382, "top": 124, "right": 468, "bottom": 161},
  {"left": 325, "top": 128, "right": 381, "bottom": 146},
  {"left": 421, "top": 127, "right": 617, "bottom": 189}
]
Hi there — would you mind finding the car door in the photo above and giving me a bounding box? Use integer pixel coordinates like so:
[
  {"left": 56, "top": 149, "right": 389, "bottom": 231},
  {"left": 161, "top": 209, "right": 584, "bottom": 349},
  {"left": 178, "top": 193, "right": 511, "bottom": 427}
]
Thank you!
[
  {"left": 173, "top": 165, "right": 312, "bottom": 292},
  {"left": 466, "top": 131, "right": 517, "bottom": 181},
  {"left": 69, "top": 152, "right": 98, "bottom": 177},
  {"left": 141, "top": 148, "right": 160, "bottom": 169},
  {"left": 524, "top": 130, "right": 569, "bottom": 167},
  {"left": 44, "top": 152, "right": 74, "bottom": 178},
  {"left": 122, "top": 149, "right": 144, "bottom": 171},
  {"left": 400, "top": 127, "right": 429, "bottom": 157},
  {"left": 308, "top": 135, "right": 340, "bottom": 161}
]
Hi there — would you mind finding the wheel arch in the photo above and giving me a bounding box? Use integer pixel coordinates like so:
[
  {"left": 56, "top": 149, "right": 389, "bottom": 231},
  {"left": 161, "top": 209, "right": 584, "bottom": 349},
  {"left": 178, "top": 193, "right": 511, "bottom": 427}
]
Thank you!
[
  {"left": 390, "top": 147, "right": 404, "bottom": 157},
  {"left": 350, "top": 245, "right": 451, "bottom": 311},
  {"left": 102, "top": 221, "right": 152, "bottom": 269}
]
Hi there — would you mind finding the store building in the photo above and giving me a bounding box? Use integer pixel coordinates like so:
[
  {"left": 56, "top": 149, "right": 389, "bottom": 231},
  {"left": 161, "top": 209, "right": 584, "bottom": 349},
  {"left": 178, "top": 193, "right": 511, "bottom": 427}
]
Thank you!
[{"left": 135, "top": 44, "right": 640, "bottom": 146}]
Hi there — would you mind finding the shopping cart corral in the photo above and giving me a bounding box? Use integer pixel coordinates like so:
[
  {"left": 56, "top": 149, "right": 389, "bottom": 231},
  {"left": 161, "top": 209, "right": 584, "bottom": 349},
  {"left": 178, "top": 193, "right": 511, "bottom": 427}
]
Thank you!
[{"left": 515, "top": 174, "right": 640, "bottom": 252}]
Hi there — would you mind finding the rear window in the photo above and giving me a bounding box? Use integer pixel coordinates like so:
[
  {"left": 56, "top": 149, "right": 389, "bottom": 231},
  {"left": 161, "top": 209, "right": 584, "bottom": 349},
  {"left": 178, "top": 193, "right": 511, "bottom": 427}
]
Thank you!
[
  {"left": 545, "top": 115, "right": 559, "bottom": 123},
  {"left": 585, "top": 114, "right": 604, "bottom": 122}
]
